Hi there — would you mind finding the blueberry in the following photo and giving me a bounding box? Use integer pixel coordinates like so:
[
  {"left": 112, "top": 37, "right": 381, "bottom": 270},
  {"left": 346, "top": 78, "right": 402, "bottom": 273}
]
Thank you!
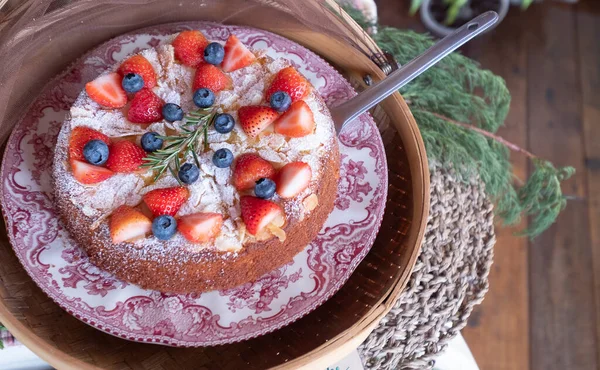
[
  {"left": 162, "top": 103, "right": 184, "bottom": 122},
  {"left": 83, "top": 139, "right": 109, "bottom": 165},
  {"left": 212, "top": 148, "right": 234, "bottom": 168},
  {"left": 121, "top": 73, "right": 144, "bottom": 93},
  {"left": 141, "top": 132, "right": 163, "bottom": 152},
  {"left": 269, "top": 91, "right": 292, "bottom": 112},
  {"left": 152, "top": 215, "right": 177, "bottom": 240},
  {"left": 203, "top": 42, "right": 225, "bottom": 65},
  {"left": 178, "top": 163, "right": 200, "bottom": 184},
  {"left": 214, "top": 113, "right": 235, "bottom": 134},
  {"left": 193, "top": 88, "right": 215, "bottom": 108},
  {"left": 254, "top": 178, "right": 276, "bottom": 199}
]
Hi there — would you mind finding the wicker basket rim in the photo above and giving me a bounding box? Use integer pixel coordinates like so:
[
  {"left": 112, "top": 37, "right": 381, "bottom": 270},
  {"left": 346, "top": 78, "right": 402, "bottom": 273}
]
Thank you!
[{"left": 0, "top": 2, "right": 430, "bottom": 368}]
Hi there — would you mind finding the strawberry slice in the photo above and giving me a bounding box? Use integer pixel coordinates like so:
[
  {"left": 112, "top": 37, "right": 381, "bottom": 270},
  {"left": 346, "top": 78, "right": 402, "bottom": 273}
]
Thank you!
[
  {"left": 192, "top": 63, "right": 232, "bottom": 93},
  {"left": 68, "top": 126, "right": 111, "bottom": 162},
  {"left": 274, "top": 101, "right": 316, "bottom": 138},
  {"left": 110, "top": 205, "right": 152, "bottom": 244},
  {"left": 173, "top": 30, "right": 209, "bottom": 67},
  {"left": 238, "top": 106, "right": 278, "bottom": 138},
  {"left": 105, "top": 140, "right": 146, "bottom": 173},
  {"left": 85, "top": 72, "right": 127, "bottom": 108},
  {"left": 233, "top": 153, "right": 275, "bottom": 191},
  {"left": 70, "top": 159, "right": 114, "bottom": 185},
  {"left": 240, "top": 196, "right": 285, "bottom": 236},
  {"left": 265, "top": 66, "right": 311, "bottom": 103},
  {"left": 275, "top": 162, "right": 312, "bottom": 199},
  {"left": 127, "top": 89, "right": 164, "bottom": 124},
  {"left": 118, "top": 55, "right": 157, "bottom": 88},
  {"left": 178, "top": 213, "right": 223, "bottom": 243},
  {"left": 143, "top": 186, "right": 189, "bottom": 217},
  {"left": 222, "top": 35, "right": 256, "bottom": 72}
]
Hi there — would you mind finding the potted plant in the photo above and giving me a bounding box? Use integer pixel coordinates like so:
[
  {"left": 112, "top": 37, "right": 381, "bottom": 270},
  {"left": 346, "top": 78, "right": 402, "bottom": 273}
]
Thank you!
[{"left": 412, "top": 0, "right": 530, "bottom": 36}]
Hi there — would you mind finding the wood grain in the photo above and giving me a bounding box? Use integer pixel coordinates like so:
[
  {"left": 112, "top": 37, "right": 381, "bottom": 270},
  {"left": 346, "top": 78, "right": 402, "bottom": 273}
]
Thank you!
[
  {"left": 525, "top": 4, "right": 597, "bottom": 370},
  {"left": 375, "top": 2, "right": 599, "bottom": 369},
  {"left": 460, "top": 10, "right": 530, "bottom": 370},
  {"left": 576, "top": 1, "right": 600, "bottom": 365}
]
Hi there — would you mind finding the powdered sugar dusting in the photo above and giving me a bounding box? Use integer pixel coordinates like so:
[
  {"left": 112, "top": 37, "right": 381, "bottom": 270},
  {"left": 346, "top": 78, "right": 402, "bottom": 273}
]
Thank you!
[
  {"left": 53, "top": 33, "right": 336, "bottom": 258},
  {"left": 53, "top": 124, "right": 147, "bottom": 220}
]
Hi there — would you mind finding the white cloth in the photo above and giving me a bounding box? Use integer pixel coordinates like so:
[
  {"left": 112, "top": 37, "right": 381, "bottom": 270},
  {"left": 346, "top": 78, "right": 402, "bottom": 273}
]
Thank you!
[
  {"left": 0, "top": 345, "right": 51, "bottom": 370},
  {"left": 327, "top": 333, "right": 479, "bottom": 370}
]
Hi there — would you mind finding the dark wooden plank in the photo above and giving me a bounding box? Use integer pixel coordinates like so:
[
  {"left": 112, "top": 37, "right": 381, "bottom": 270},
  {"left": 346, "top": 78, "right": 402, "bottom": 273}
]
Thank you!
[
  {"left": 525, "top": 4, "right": 597, "bottom": 370},
  {"left": 576, "top": 1, "right": 600, "bottom": 366},
  {"left": 460, "top": 11, "right": 530, "bottom": 370}
]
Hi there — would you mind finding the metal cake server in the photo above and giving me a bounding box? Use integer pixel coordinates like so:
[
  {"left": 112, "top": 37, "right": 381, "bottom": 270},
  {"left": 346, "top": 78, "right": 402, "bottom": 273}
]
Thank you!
[{"left": 331, "top": 11, "right": 499, "bottom": 134}]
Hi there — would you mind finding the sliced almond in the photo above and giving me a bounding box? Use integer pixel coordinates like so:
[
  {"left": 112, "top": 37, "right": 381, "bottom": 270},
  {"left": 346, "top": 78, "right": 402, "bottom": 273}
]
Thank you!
[
  {"left": 303, "top": 194, "right": 319, "bottom": 212},
  {"left": 267, "top": 223, "right": 287, "bottom": 242},
  {"left": 140, "top": 171, "right": 156, "bottom": 186},
  {"left": 271, "top": 213, "right": 286, "bottom": 228},
  {"left": 90, "top": 212, "right": 110, "bottom": 231},
  {"left": 238, "top": 223, "right": 247, "bottom": 242},
  {"left": 254, "top": 227, "right": 272, "bottom": 241}
]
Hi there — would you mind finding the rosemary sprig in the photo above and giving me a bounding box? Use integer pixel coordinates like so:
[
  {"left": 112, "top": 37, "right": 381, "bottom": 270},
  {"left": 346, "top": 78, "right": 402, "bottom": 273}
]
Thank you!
[{"left": 141, "top": 108, "right": 216, "bottom": 183}]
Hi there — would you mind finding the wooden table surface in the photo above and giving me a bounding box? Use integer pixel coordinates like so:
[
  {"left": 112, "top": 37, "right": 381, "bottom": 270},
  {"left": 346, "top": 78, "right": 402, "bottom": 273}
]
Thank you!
[{"left": 377, "top": 1, "right": 600, "bottom": 369}]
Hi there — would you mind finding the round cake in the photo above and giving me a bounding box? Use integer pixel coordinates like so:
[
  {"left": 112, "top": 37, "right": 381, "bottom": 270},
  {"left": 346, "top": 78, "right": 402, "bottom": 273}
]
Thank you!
[{"left": 52, "top": 30, "right": 340, "bottom": 294}]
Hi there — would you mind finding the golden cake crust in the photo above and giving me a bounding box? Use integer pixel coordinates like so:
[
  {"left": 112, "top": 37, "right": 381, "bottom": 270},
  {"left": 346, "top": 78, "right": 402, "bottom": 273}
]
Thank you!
[
  {"left": 54, "top": 144, "right": 338, "bottom": 293},
  {"left": 52, "top": 33, "right": 340, "bottom": 293}
]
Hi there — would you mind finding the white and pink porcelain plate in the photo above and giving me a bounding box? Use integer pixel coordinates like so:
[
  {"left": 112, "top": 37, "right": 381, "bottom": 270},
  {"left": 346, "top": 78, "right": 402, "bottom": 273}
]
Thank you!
[{"left": 1, "top": 23, "right": 387, "bottom": 346}]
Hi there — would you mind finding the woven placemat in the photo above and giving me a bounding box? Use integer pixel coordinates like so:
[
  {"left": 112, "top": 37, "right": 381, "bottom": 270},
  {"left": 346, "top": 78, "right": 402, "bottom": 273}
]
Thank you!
[{"left": 359, "top": 164, "right": 495, "bottom": 369}]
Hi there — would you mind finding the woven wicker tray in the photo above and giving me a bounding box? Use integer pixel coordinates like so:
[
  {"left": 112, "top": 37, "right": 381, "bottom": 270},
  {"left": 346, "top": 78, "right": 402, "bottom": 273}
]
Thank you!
[{"left": 0, "top": 1, "right": 429, "bottom": 368}]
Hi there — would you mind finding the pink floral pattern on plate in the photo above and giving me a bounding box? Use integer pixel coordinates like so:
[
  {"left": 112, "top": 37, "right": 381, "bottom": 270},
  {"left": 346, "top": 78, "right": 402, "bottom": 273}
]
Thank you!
[{"left": 0, "top": 22, "right": 388, "bottom": 346}]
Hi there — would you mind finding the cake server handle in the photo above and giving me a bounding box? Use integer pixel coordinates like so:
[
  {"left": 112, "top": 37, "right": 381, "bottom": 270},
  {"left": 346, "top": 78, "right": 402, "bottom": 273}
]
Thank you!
[{"left": 331, "top": 11, "right": 499, "bottom": 134}]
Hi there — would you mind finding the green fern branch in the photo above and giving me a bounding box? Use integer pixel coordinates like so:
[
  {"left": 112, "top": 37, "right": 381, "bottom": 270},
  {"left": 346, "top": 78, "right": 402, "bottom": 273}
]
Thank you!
[{"left": 344, "top": 7, "right": 574, "bottom": 237}]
